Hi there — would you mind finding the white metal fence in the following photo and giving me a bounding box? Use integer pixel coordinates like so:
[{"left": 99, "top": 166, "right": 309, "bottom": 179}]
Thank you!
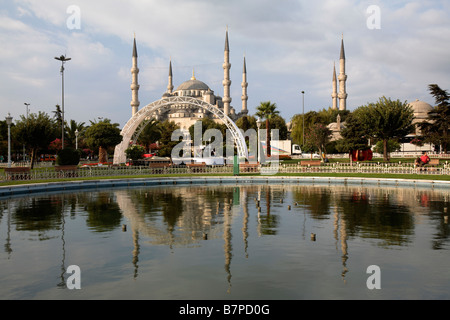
[{"left": 1, "top": 162, "right": 449, "bottom": 182}]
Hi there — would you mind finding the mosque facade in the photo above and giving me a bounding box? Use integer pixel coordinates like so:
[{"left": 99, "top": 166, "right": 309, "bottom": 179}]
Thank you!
[{"left": 129, "top": 29, "right": 248, "bottom": 131}]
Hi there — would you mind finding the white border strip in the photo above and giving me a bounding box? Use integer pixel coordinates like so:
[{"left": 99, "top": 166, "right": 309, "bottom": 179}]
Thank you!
[{"left": 1, "top": 176, "right": 450, "bottom": 198}]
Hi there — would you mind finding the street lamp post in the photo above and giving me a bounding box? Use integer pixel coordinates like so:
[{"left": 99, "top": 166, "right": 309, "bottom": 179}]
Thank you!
[
  {"left": 24, "top": 103, "right": 30, "bottom": 118},
  {"left": 256, "top": 117, "right": 262, "bottom": 164},
  {"left": 302, "top": 91, "right": 305, "bottom": 145},
  {"left": 55, "top": 55, "right": 71, "bottom": 150},
  {"left": 5, "top": 113, "right": 13, "bottom": 168},
  {"left": 23, "top": 103, "right": 30, "bottom": 162},
  {"left": 75, "top": 129, "right": 79, "bottom": 150}
]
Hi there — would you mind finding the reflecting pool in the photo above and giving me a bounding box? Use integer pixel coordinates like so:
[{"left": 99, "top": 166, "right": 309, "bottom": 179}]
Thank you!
[{"left": 0, "top": 183, "right": 449, "bottom": 299}]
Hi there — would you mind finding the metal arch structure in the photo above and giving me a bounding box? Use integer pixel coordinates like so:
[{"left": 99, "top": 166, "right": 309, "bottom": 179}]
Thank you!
[{"left": 113, "top": 96, "right": 249, "bottom": 164}]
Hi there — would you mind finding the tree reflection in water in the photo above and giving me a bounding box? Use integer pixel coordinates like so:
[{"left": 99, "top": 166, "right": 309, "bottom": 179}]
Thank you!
[{"left": 1, "top": 183, "right": 449, "bottom": 299}]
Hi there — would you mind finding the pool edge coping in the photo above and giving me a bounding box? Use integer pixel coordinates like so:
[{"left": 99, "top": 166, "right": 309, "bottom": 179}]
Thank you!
[{"left": 1, "top": 175, "right": 449, "bottom": 197}]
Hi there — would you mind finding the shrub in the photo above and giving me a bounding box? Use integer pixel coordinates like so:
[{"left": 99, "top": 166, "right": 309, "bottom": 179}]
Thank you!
[
  {"left": 56, "top": 147, "right": 81, "bottom": 166},
  {"left": 125, "top": 145, "right": 146, "bottom": 161}
]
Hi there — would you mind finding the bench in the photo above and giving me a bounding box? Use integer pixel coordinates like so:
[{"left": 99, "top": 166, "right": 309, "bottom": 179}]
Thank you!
[
  {"left": 187, "top": 162, "right": 207, "bottom": 173},
  {"left": 300, "top": 160, "right": 321, "bottom": 166},
  {"left": 4, "top": 167, "right": 31, "bottom": 180},
  {"left": 427, "top": 159, "right": 439, "bottom": 166},
  {"left": 239, "top": 163, "right": 259, "bottom": 173},
  {"left": 55, "top": 165, "right": 78, "bottom": 178},
  {"left": 149, "top": 163, "right": 171, "bottom": 168}
]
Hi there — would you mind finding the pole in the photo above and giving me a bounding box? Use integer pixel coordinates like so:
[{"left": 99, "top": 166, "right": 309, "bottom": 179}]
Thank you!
[
  {"left": 24, "top": 103, "right": 29, "bottom": 162},
  {"left": 302, "top": 91, "right": 305, "bottom": 145},
  {"left": 6, "top": 113, "right": 13, "bottom": 168},
  {"left": 55, "top": 55, "right": 71, "bottom": 150},
  {"left": 8, "top": 122, "right": 11, "bottom": 168},
  {"left": 61, "top": 65, "right": 64, "bottom": 149}
]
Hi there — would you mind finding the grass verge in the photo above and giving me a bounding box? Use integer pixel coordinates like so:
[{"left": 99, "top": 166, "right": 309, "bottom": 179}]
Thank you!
[{"left": 1, "top": 172, "right": 450, "bottom": 187}]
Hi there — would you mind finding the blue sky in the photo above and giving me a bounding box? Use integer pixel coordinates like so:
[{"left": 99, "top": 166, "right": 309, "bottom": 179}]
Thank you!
[{"left": 1, "top": 0, "right": 449, "bottom": 128}]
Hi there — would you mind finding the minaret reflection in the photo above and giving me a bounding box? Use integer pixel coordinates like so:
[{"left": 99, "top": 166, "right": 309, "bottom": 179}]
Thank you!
[
  {"left": 332, "top": 192, "right": 349, "bottom": 283},
  {"left": 223, "top": 198, "right": 233, "bottom": 294},
  {"left": 4, "top": 202, "right": 12, "bottom": 258},
  {"left": 242, "top": 189, "right": 249, "bottom": 259}
]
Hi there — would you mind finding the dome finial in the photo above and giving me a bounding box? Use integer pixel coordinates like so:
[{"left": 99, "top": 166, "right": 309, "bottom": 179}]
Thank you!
[{"left": 191, "top": 68, "right": 196, "bottom": 80}]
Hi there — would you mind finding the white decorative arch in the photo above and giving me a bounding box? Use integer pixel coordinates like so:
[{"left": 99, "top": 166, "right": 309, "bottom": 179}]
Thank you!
[{"left": 113, "top": 96, "right": 248, "bottom": 164}]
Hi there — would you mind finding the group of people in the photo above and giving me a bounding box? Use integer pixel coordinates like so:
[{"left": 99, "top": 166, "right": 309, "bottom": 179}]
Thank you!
[{"left": 415, "top": 151, "right": 430, "bottom": 167}]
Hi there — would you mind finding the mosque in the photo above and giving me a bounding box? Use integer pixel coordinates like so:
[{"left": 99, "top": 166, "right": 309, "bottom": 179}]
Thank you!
[
  {"left": 326, "top": 36, "right": 434, "bottom": 154},
  {"left": 120, "top": 29, "right": 434, "bottom": 162},
  {"left": 129, "top": 29, "right": 249, "bottom": 131}
]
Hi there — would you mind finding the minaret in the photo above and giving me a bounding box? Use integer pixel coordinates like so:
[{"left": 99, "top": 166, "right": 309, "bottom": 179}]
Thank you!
[
  {"left": 241, "top": 55, "right": 248, "bottom": 114},
  {"left": 338, "top": 35, "right": 348, "bottom": 111},
  {"left": 130, "top": 35, "right": 140, "bottom": 116},
  {"left": 332, "top": 62, "right": 338, "bottom": 110},
  {"left": 167, "top": 59, "right": 174, "bottom": 94},
  {"left": 222, "top": 27, "right": 232, "bottom": 116}
]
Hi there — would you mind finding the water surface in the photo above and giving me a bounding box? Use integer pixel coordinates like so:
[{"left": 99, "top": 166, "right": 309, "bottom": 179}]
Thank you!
[{"left": 0, "top": 183, "right": 449, "bottom": 299}]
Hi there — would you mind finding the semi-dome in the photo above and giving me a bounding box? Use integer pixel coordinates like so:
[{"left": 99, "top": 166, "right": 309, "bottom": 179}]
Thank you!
[{"left": 408, "top": 99, "right": 433, "bottom": 119}]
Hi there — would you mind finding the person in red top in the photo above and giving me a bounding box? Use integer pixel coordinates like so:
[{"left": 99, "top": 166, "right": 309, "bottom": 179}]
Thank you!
[
  {"left": 415, "top": 151, "right": 430, "bottom": 167},
  {"left": 420, "top": 152, "right": 430, "bottom": 165}
]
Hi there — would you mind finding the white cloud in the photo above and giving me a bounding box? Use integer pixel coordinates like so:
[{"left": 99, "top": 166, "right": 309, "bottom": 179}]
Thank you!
[{"left": 0, "top": 0, "right": 449, "bottom": 128}]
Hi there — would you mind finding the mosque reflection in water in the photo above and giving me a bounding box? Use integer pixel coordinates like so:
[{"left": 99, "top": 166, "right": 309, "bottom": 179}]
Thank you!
[{"left": 1, "top": 183, "right": 449, "bottom": 299}]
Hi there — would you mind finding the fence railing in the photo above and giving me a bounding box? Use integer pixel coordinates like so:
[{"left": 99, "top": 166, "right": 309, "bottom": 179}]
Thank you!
[{"left": 1, "top": 161, "right": 449, "bottom": 182}]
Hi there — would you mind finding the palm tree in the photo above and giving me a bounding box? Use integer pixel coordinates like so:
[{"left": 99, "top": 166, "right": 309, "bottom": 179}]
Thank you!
[
  {"left": 65, "top": 119, "right": 86, "bottom": 149},
  {"left": 137, "top": 118, "right": 162, "bottom": 152},
  {"left": 255, "top": 101, "right": 279, "bottom": 156}
]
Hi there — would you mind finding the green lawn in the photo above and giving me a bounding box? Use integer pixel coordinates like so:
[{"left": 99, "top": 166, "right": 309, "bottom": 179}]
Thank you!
[{"left": 1, "top": 171, "right": 450, "bottom": 187}]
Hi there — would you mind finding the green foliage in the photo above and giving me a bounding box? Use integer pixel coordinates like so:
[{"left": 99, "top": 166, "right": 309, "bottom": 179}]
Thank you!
[
  {"left": 291, "top": 108, "right": 348, "bottom": 145},
  {"left": 65, "top": 119, "right": 86, "bottom": 149},
  {"left": 13, "top": 111, "right": 58, "bottom": 168},
  {"left": 418, "top": 84, "right": 450, "bottom": 152},
  {"left": 373, "top": 139, "right": 401, "bottom": 155},
  {"left": 83, "top": 120, "right": 122, "bottom": 150},
  {"left": 304, "top": 123, "right": 332, "bottom": 157},
  {"left": 188, "top": 118, "right": 227, "bottom": 143},
  {"left": 137, "top": 118, "right": 162, "bottom": 152},
  {"left": 255, "top": 101, "right": 280, "bottom": 121},
  {"left": 338, "top": 97, "right": 414, "bottom": 161},
  {"left": 235, "top": 115, "right": 257, "bottom": 132},
  {"left": 125, "top": 144, "right": 146, "bottom": 161},
  {"left": 157, "top": 120, "right": 180, "bottom": 157},
  {"left": 259, "top": 114, "right": 288, "bottom": 140},
  {"left": 336, "top": 106, "right": 372, "bottom": 153},
  {"left": 56, "top": 147, "right": 80, "bottom": 165}
]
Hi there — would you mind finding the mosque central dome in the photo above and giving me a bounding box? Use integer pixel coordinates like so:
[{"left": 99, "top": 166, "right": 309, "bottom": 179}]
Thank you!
[
  {"left": 175, "top": 72, "right": 210, "bottom": 91},
  {"left": 176, "top": 79, "right": 210, "bottom": 91}
]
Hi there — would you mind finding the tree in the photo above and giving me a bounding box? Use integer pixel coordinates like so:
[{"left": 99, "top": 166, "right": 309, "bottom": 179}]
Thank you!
[
  {"left": 125, "top": 144, "right": 146, "bottom": 162},
  {"left": 419, "top": 84, "right": 450, "bottom": 153},
  {"left": 13, "top": 112, "right": 57, "bottom": 168},
  {"left": 83, "top": 119, "right": 122, "bottom": 163},
  {"left": 259, "top": 114, "right": 288, "bottom": 140},
  {"left": 290, "top": 110, "right": 333, "bottom": 146},
  {"left": 65, "top": 119, "right": 86, "bottom": 149},
  {"left": 373, "top": 139, "right": 401, "bottom": 155},
  {"left": 137, "top": 118, "right": 162, "bottom": 152},
  {"left": 157, "top": 120, "right": 180, "bottom": 157},
  {"left": 367, "top": 97, "right": 415, "bottom": 161},
  {"left": 56, "top": 147, "right": 80, "bottom": 166},
  {"left": 304, "top": 123, "right": 332, "bottom": 159},
  {"left": 53, "top": 105, "right": 64, "bottom": 139},
  {"left": 255, "top": 101, "right": 279, "bottom": 156},
  {"left": 336, "top": 106, "right": 372, "bottom": 161},
  {"left": 341, "top": 97, "right": 414, "bottom": 161},
  {"left": 235, "top": 115, "right": 257, "bottom": 132}
]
